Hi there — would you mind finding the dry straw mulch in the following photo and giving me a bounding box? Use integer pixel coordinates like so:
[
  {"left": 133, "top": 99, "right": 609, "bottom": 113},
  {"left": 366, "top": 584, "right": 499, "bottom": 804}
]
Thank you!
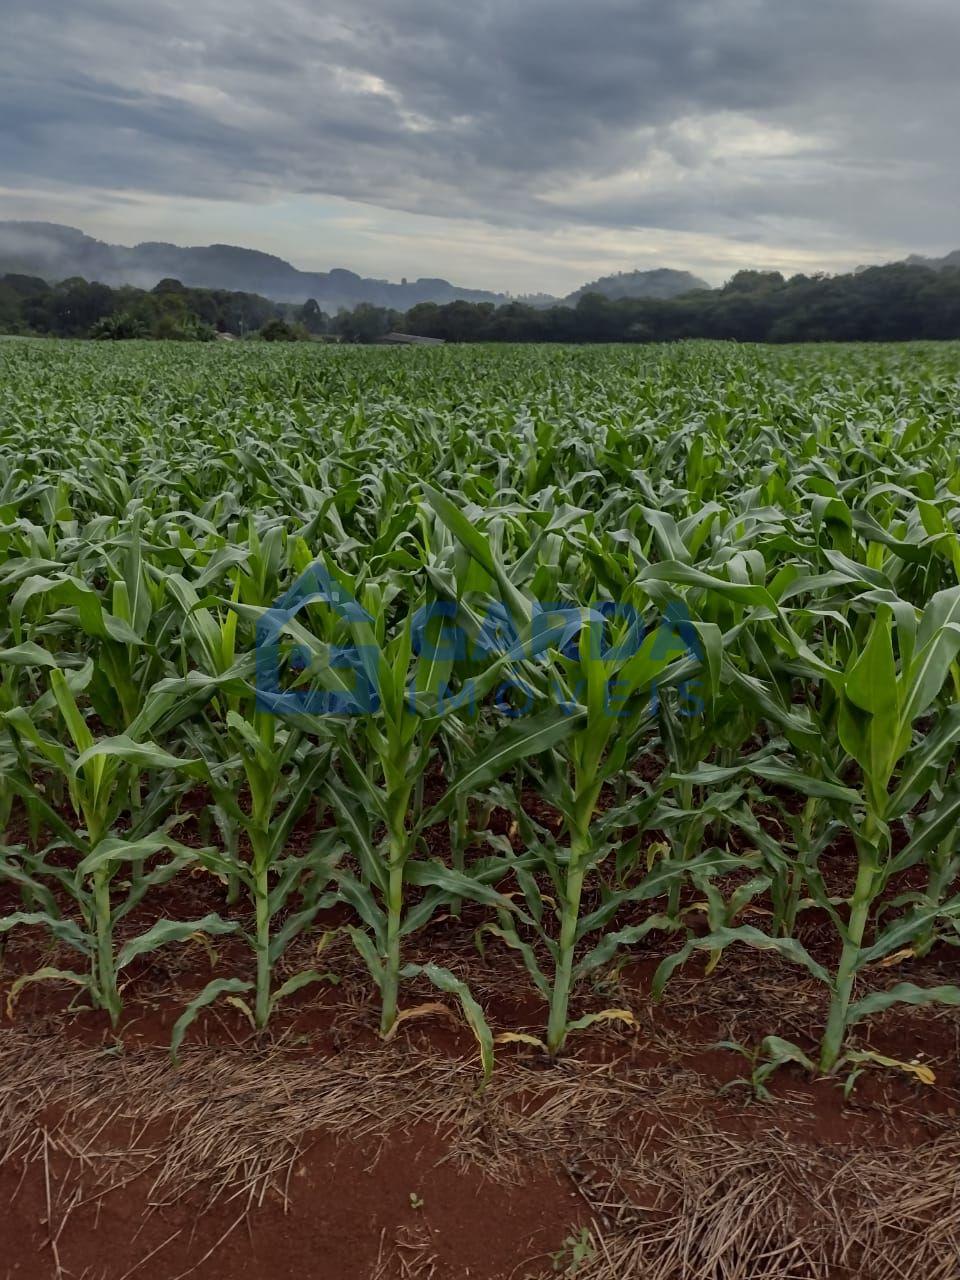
[{"left": 3, "top": 1026, "right": 960, "bottom": 1278}]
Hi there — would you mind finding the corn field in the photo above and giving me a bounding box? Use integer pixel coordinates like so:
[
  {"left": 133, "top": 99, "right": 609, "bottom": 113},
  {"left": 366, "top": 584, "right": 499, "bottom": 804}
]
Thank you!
[{"left": 2, "top": 336, "right": 960, "bottom": 1085}]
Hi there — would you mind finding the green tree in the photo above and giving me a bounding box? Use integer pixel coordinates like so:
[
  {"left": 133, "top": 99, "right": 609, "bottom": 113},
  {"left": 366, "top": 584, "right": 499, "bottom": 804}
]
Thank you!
[
  {"left": 259, "top": 318, "right": 299, "bottom": 342},
  {"left": 297, "top": 298, "right": 327, "bottom": 334}
]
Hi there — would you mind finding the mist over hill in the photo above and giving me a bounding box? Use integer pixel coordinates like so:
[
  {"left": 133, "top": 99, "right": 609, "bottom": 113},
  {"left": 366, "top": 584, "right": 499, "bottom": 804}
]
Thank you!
[
  {"left": 903, "top": 250, "right": 960, "bottom": 271},
  {"left": 5, "top": 220, "right": 956, "bottom": 319},
  {"left": 0, "top": 222, "right": 709, "bottom": 311}
]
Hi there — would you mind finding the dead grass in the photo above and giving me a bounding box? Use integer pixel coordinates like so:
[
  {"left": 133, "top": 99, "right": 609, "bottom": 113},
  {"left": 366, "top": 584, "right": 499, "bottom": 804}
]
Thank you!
[
  {"left": 3, "top": 1026, "right": 960, "bottom": 1279},
  {"left": 568, "top": 1122, "right": 960, "bottom": 1279}
]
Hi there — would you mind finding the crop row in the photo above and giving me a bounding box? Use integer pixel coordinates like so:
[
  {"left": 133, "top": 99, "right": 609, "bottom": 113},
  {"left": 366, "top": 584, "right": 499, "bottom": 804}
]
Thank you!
[{"left": 1, "top": 339, "right": 959, "bottom": 1084}]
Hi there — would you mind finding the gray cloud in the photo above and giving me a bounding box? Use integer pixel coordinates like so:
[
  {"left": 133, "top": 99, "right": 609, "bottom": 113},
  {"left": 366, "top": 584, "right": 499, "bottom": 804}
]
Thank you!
[{"left": 1, "top": 0, "right": 958, "bottom": 271}]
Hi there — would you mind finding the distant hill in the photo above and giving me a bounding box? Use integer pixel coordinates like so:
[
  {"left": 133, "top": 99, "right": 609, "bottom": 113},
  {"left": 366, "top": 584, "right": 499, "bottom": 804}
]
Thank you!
[
  {"left": 0, "top": 221, "right": 711, "bottom": 313},
  {"left": 564, "top": 267, "right": 709, "bottom": 305},
  {"left": 902, "top": 250, "right": 960, "bottom": 271},
  {"left": 854, "top": 250, "right": 960, "bottom": 274},
  {"left": 0, "top": 222, "right": 508, "bottom": 312},
  {"left": 7, "top": 221, "right": 960, "bottom": 316}
]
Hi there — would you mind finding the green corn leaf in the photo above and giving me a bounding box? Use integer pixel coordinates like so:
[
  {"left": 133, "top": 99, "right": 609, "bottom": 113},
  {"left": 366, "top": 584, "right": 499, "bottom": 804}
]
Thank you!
[
  {"left": 117, "top": 914, "right": 239, "bottom": 970},
  {"left": 476, "top": 921, "right": 552, "bottom": 1001},
  {"left": 637, "top": 562, "right": 779, "bottom": 613},
  {"left": 887, "top": 785, "right": 960, "bottom": 877},
  {"left": 653, "top": 926, "right": 831, "bottom": 998},
  {"left": 400, "top": 961, "right": 494, "bottom": 1082},
  {"left": 888, "top": 705, "right": 960, "bottom": 817},
  {"left": 77, "top": 833, "right": 199, "bottom": 878},
  {"left": 269, "top": 969, "right": 340, "bottom": 1014},
  {"left": 847, "top": 983, "right": 960, "bottom": 1026},
  {"left": 421, "top": 483, "right": 532, "bottom": 626},
  {"left": 902, "top": 623, "right": 960, "bottom": 726},
  {"left": 0, "top": 642, "right": 61, "bottom": 668},
  {"left": 0, "top": 910, "right": 91, "bottom": 954},
  {"left": 420, "top": 707, "right": 586, "bottom": 828},
  {"left": 404, "top": 859, "right": 520, "bottom": 915},
  {"left": 575, "top": 914, "right": 676, "bottom": 980},
  {"left": 74, "top": 735, "right": 205, "bottom": 779},
  {"left": 6, "top": 968, "right": 91, "bottom": 1016},
  {"left": 171, "top": 978, "right": 255, "bottom": 1063},
  {"left": 346, "top": 925, "right": 387, "bottom": 991}
]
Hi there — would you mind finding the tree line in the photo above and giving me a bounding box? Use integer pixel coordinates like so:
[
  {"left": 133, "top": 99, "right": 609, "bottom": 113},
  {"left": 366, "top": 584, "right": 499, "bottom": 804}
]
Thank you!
[
  {"left": 3, "top": 262, "right": 960, "bottom": 344},
  {"left": 401, "top": 265, "right": 960, "bottom": 344}
]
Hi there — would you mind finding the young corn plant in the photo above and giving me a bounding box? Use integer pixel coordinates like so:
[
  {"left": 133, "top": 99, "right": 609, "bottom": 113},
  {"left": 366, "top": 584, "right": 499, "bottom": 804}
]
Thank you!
[
  {"left": 7, "top": 511, "right": 167, "bottom": 732},
  {"left": 691, "top": 637, "right": 855, "bottom": 941},
  {"left": 529, "top": 605, "right": 731, "bottom": 1056},
  {"left": 424, "top": 486, "right": 735, "bottom": 1055},
  {"left": 655, "top": 588, "right": 960, "bottom": 1075},
  {"left": 818, "top": 591, "right": 960, "bottom": 1070},
  {"left": 160, "top": 546, "right": 352, "bottom": 1047},
  {"left": 227, "top": 558, "right": 514, "bottom": 1070},
  {"left": 172, "top": 727, "right": 345, "bottom": 1054},
  {"left": 259, "top": 550, "right": 583, "bottom": 1075},
  {"left": 0, "top": 667, "right": 233, "bottom": 1023},
  {"left": 172, "top": 712, "right": 343, "bottom": 1053}
]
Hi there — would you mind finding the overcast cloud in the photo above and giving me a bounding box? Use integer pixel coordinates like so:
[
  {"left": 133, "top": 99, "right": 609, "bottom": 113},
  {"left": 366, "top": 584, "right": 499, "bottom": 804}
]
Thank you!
[{"left": 1, "top": 0, "right": 958, "bottom": 290}]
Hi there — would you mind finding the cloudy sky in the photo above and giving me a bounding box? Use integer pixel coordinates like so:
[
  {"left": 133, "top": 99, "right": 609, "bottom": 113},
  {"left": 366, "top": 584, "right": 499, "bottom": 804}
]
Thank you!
[{"left": 1, "top": 0, "right": 958, "bottom": 292}]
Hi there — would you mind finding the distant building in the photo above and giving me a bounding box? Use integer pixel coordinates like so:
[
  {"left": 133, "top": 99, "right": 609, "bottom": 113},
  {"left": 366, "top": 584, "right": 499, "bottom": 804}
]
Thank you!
[{"left": 375, "top": 332, "right": 445, "bottom": 346}]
